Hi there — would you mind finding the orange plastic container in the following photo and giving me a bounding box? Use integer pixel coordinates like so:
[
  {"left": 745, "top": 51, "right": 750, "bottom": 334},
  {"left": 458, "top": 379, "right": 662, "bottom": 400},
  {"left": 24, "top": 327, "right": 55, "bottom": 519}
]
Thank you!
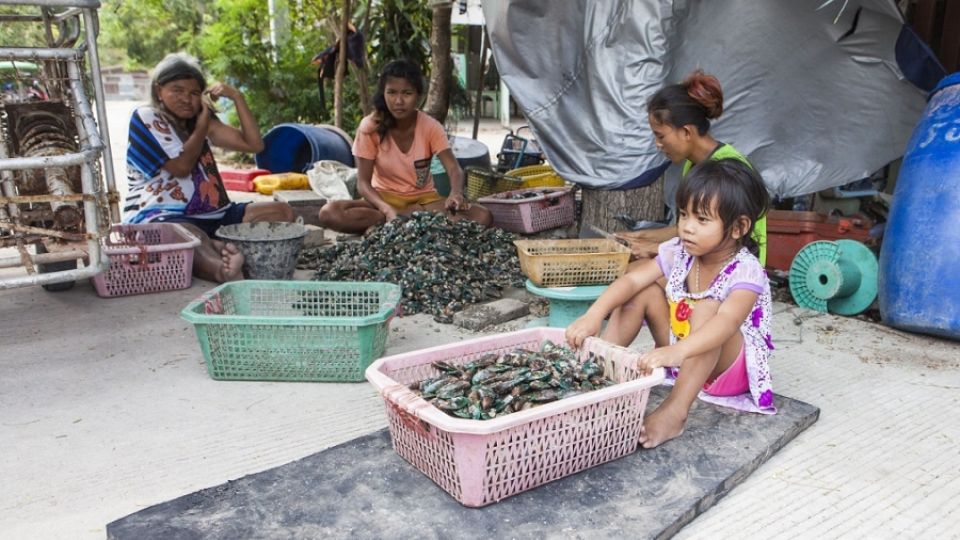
[{"left": 765, "top": 210, "right": 872, "bottom": 271}]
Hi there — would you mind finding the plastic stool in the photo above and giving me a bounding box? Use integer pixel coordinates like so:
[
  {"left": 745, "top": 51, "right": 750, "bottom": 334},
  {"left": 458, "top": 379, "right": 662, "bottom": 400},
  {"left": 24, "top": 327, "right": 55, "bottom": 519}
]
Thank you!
[{"left": 525, "top": 279, "right": 607, "bottom": 328}]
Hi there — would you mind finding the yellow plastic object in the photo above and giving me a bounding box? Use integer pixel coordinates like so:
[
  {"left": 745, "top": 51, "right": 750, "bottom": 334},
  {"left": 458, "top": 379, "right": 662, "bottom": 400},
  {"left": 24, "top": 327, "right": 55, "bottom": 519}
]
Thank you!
[
  {"left": 506, "top": 164, "right": 555, "bottom": 177},
  {"left": 253, "top": 173, "right": 310, "bottom": 195},
  {"left": 506, "top": 164, "right": 568, "bottom": 190}
]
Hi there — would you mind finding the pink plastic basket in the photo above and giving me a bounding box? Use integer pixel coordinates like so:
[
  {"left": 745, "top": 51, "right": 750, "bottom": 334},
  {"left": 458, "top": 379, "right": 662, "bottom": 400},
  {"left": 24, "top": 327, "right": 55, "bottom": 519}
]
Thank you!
[
  {"left": 477, "top": 187, "right": 575, "bottom": 234},
  {"left": 365, "top": 327, "right": 664, "bottom": 507},
  {"left": 93, "top": 223, "right": 200, "bottom": 298}
]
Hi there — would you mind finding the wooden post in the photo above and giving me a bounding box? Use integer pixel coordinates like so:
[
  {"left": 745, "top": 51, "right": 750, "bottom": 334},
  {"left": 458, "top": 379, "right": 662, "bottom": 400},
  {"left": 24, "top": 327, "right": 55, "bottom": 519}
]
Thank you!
[
  {"left": 424, "top": 0, "right": 453, "bottom": 124},
  {"left": 579, "top": 178, "right": 666, "bottom": 233}
]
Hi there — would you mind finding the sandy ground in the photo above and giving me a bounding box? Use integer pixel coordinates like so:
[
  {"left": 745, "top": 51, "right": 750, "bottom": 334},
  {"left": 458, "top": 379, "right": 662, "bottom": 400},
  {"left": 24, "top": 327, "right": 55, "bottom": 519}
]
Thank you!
[{"left": 1, "top": 101, "right": 959, "bottom": 538}]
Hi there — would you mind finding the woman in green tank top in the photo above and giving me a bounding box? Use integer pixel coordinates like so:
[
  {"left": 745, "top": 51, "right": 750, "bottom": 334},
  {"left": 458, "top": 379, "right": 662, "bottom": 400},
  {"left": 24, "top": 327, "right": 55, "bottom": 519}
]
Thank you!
[
  {"left": 603, "top": 70, "right": 768, "bottom": 348},
  {"left": 617, "top": 70, "right": 767, "bottom": 266}
]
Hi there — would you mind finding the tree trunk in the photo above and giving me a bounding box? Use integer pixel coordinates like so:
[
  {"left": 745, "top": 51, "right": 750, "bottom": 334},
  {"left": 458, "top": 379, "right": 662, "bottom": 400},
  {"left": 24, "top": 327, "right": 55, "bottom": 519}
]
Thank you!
[
  {"left": 333, "top": 0, "right": 351, "bottom": 128},
  {"left": 423, "top": 1, "right": 453, "bottom": 124},
  {"left": 350, "top": 62, "right": 372, "bottom": 114},
  {"left": 579, "top": 177, "right": 665, "bottom": 233}
]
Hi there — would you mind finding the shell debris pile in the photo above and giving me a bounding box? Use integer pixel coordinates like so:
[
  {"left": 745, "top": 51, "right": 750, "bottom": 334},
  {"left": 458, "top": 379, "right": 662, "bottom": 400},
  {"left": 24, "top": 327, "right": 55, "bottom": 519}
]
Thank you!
[{"left": 298, "top": 212, "right": 525, "bottom": 323}]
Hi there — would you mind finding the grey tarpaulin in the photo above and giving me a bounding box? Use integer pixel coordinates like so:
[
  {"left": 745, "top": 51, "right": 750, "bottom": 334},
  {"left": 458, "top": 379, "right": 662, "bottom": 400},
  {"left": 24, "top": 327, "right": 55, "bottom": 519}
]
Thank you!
[{"left": 481, "top": 0, "right": 938, "bottom": 197}]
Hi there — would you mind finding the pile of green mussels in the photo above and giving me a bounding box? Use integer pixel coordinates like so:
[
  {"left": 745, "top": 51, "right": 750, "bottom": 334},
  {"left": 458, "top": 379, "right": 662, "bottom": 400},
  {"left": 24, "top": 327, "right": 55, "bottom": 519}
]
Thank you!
[
  {"left": 411, "top": 340, "right": 616, "bottom": 420},
  {"left": 299, "top": 212, "right": 525, "bottom": 323}
]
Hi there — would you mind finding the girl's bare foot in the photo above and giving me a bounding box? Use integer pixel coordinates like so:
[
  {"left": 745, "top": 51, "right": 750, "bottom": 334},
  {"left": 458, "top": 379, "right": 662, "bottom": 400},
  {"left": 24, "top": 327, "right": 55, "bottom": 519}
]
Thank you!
[
  {"left": 639, "top": 403, "right": 687, "bottom": 449},
  {"left": 215, "top": 243, "right": 244, "bottom": 282}
]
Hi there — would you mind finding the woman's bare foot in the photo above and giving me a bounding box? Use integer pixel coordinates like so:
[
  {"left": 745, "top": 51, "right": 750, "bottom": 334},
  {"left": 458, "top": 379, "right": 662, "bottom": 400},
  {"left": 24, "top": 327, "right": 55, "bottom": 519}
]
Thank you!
[
  {"left": 639, "top": 402, "right": 688, "bottom": 449},
  {"left": 215, "top": 243, "right": 244, "bottom": 282}
]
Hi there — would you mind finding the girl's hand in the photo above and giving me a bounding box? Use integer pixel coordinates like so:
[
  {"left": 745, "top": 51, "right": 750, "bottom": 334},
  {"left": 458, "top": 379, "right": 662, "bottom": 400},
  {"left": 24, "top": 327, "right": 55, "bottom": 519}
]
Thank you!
[
  {"left": 565, "top": 315, "right": 602, "bottom": 349},
  {"left": 206, "top": 82, "right": 241, "bottom": 102},
  {"left": 636, "top": 344, "right": 686, "bottom": 375},
  {"left": 383, "top": 207, "right": 398, "bottom": 222},
  {"left": 445, "top": 193, "right": 469, "bottom": 213}
]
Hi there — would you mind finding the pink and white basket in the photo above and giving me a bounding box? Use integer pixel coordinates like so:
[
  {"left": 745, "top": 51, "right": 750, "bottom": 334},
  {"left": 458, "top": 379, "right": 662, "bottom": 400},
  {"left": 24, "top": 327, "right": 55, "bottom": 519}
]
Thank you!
[
  {"left": 93, "top": 223, "right": 200, "bottom": 298},
  {"left": 365, "top": 327, "right": 663, "bottom": 507},
  {"left": 477, "top": 187, "right": 575, "bottom": 234}
]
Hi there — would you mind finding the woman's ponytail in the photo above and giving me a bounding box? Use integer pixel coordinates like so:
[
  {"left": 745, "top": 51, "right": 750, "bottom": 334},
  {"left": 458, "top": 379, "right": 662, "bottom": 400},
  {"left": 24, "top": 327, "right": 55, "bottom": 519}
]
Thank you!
[{"left": 648, "top": 69, "right": 725, "bottom": 135}]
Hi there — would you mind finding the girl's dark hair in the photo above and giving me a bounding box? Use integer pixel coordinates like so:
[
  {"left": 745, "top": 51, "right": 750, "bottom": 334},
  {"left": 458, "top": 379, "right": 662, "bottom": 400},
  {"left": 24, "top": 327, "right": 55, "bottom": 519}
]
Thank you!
[
  {"left": 372, "top": 59, "right": 425, "bottom": 141},
  {"left": 677, "top": 158, "right": 769, "bottom": 255},
  {"left": 647, "top": 70, "right": 723, "bottom": 135}
]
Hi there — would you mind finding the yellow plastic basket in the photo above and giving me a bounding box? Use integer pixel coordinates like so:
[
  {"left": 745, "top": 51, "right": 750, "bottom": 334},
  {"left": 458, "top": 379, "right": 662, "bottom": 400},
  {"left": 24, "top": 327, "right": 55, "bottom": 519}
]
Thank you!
[
  {"left": 514, "top": 238, "right": 631, "bottom": 287},
  {"left": 506, "top": 164, "right": 555, "bottom": 177},
  {"left": 465, "top": 166, "right": 525, "bottom": 200},
  {"left": 506, "top": 164, "right": 569, "bottom": 190},
  {"left": 466, "top": 166, "right": 567, "bottom": 201}
]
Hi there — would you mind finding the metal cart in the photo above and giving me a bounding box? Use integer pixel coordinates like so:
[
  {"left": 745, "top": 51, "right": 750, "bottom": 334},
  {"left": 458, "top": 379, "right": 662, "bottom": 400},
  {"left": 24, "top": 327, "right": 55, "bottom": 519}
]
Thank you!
[{"left": 0, "top": 0, "right": 118, "bottom": 290}]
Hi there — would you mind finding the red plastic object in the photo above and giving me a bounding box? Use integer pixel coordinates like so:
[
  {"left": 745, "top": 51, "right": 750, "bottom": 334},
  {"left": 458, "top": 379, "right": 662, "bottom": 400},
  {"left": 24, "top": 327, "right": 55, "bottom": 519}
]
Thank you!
[
  {"left": 766, "top": 210, "right": 872, "bottom": 272},
  {"left": 219, "top": 168, "right": 270, "bottom": 192}
]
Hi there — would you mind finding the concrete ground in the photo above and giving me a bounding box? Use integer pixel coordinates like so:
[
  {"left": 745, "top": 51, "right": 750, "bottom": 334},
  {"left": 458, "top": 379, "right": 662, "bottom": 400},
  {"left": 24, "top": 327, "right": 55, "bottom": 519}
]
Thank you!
[{"left": 2, "top": 101, "right": 959, "bottom": 538}]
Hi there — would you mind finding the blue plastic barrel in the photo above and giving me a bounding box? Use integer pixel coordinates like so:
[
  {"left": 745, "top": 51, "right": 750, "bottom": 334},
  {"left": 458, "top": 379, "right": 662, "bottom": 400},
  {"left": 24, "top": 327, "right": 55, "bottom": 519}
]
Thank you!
[
  {"left": 255, "top": 123, "right": 354, "bottom": 173},
  {"left": 879, "top": 72, "right": 960, "bottom": 339}
]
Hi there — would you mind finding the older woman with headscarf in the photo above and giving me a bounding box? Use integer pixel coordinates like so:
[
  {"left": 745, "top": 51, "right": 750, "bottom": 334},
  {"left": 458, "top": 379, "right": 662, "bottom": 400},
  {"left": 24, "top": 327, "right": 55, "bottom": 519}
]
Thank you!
[{"left": 123, "top": 53, "right": 294, "bottom": 282}]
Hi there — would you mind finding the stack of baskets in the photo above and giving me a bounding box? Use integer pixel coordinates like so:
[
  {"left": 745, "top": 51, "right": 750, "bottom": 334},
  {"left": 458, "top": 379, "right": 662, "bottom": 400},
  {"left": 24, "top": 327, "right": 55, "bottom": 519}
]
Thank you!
[
  {"left": 477, "top": 187, "right": 575, "bottom": 234},
  {"left": 465, "top": 164, "right": 566, "bottom": 201}
]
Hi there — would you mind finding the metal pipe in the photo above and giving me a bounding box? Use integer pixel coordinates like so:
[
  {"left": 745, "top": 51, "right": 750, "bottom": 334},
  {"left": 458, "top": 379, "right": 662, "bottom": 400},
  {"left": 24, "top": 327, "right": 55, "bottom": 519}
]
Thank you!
[
  {"left": 83, "top": 7, "right": 118, "bottom": 222},
  {"left": 0, "top": 148, "right": 101, "bottom": 170},
  {"left": 0, "top": 249, "right": 87, "bottom": 268},
  {"left": 0, "top": 0, "right": 100, "bottom": 8},
  {"left": 2, "top": 221, "right": 89, "bottom": 240},
  {"left": 66, "top": 58, "right": 104, "bottom": 150},
  {"left": 0, "top": 47, "right": 83, "bottom": 60},
  {"left": 52, "top": 7, "right": 83, "bottom": 21},
  {"left": 0, "top": 263, "right": 103, "bottom": 290},
  {"left": 0, "top": 193, "right": 90, "bottom": 204}
]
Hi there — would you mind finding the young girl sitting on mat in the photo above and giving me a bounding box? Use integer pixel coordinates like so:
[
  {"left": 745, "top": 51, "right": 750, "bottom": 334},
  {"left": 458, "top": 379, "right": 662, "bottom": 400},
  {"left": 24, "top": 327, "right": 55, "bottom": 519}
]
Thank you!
[{"left": 566, "top": 158, "right": 775, "bottom": 449}]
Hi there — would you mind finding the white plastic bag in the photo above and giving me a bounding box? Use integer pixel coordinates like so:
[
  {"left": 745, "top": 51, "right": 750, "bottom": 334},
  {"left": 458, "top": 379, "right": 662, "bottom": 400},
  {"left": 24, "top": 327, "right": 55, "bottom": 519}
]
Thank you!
[{"left": 307, "top": 160, "right": 355, "bottom": 201}]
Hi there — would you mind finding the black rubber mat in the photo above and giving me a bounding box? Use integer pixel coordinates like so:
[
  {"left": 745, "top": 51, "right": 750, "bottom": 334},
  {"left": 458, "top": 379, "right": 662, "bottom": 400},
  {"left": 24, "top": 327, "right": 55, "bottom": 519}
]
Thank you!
[{"left": 108, "top": 386, "right": 818, "bottom": 539}]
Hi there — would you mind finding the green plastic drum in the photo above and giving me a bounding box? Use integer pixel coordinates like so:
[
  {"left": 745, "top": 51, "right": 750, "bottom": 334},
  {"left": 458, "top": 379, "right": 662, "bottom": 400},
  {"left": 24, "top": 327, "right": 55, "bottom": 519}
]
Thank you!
[{"left": 788, "top": 239, "right": 878, "bottom": 315}]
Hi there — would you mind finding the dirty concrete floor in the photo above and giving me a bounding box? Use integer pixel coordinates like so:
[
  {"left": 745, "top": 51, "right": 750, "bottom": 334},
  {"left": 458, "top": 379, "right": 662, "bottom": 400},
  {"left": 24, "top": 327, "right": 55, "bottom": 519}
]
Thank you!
[
  {"left": 2, "top": 277, "right": 958, "bottom": 539},
  {"left": 2, "top": 101, "right": 959, "bottom": 538}
]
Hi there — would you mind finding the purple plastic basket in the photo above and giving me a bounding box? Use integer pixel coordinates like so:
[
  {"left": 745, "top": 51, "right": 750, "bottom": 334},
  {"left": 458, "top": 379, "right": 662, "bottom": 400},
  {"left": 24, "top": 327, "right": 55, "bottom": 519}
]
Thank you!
[{"left": 478, "top": 187, "right": 575, "bottom": 234}]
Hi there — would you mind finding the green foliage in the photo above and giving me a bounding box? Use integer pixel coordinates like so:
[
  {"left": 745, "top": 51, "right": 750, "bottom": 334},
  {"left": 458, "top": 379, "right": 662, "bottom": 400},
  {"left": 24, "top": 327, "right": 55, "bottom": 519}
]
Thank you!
[
  {"left": 368, "top": 0, "right": 432, "bottom": 78},
  {"left": 196, "top": 0, "right": 351, "bottom": 132},
  {"left": 94, "top": 0, "right": 442, "bottom": 136},
  {"left": 0, "top": 6, "right": 51, "bottom": 47},
  {"left": 100, "top": 0, "right": 209, "bottom": 69}
]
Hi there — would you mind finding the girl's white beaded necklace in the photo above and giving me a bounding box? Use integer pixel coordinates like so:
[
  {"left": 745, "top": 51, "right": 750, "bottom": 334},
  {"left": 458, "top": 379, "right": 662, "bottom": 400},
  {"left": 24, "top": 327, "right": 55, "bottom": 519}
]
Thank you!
[{"left": 694, "top": 251, "right": 738, "bottom": 293}]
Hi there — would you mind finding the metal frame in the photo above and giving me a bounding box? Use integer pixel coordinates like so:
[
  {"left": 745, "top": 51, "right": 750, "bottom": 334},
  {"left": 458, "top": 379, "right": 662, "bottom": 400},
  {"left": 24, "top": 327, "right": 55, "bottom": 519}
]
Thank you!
[{"left": 0, "top": 0, "right": 118, "bottom": 289}]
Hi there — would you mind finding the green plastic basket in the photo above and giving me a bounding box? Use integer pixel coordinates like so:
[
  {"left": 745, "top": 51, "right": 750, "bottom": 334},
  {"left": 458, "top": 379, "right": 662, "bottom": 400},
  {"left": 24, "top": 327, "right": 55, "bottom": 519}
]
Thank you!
[{"left": 180, "top": 281, "right": 401, "bottom": 382}]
